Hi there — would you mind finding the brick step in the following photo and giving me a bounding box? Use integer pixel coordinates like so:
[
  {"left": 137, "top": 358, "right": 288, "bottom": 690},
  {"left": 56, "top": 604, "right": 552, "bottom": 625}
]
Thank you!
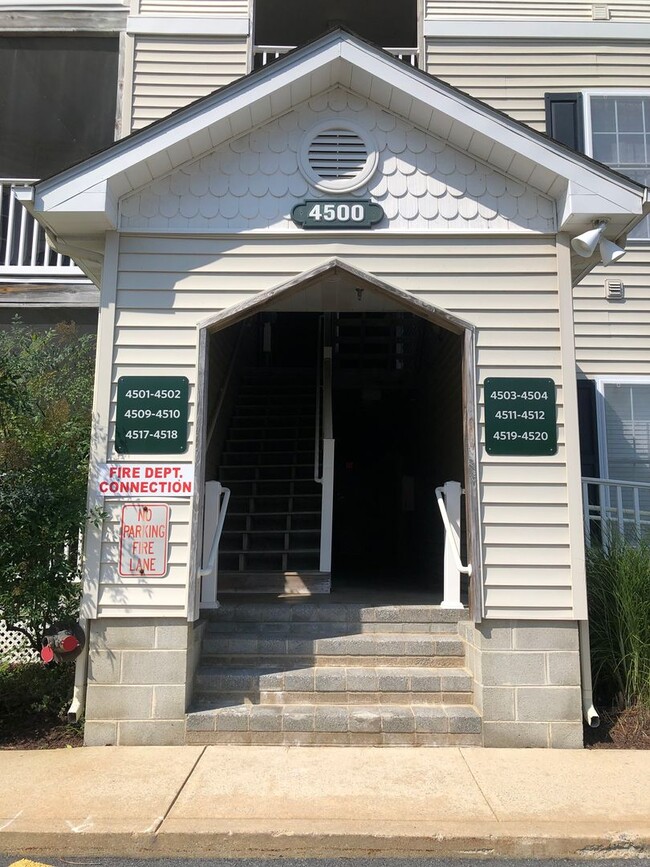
[
  {"left": 194, "top": 664, "right": 472, "bottom": 696},
  {"left": 201, "top": 632, "right": 463, "bottom": 658},
  {"left": 185, "top": 703, "right": 481, "bottom": 746},
  {"left": 208, "top": 603, "right": 468, "bottom": 625},
  {"left": 205, "top": 619, "right": 458, "bottom": 636},
  {"left": 202, "top": 654, "right": 464, "bottom": 668}
]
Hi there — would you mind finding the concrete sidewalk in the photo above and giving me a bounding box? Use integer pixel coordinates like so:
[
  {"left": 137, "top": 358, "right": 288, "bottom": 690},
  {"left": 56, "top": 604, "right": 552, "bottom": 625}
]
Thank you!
[{"left": 0, "top": 746, "right": 649, "bottom": 859}]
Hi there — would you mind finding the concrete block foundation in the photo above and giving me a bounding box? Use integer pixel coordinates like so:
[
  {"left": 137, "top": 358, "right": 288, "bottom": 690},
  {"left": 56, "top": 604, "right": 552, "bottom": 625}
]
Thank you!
[
  {"left": 459, "top": 619, "right": 583, "bottom": 748},
  {"left": 84, "top": 617, "right": 205, "bottom": 746}
]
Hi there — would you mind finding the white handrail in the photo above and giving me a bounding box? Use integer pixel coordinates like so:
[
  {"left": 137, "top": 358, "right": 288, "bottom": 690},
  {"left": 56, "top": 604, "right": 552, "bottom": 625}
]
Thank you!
[
  {"left": 199, "top": 486, "right": 230, "bottom": 578},
  {"left": 199, "top": 483, "right": 230, "bottom": 610},
  {"left": 435, "top": 484, "right": 472, "bottom": 576}
]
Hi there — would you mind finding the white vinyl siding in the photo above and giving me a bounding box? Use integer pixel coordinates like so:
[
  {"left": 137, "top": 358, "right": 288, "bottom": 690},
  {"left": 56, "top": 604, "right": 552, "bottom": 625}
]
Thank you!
[
  {"left": 423, "top": 41, "right": 650, "bottom": 384},
  {"left": 424, "top": 41, "right": 650, "bottom": 132},
  {"left": 131, "top": 36, "right": 248, "bottom": 129},
  {"left": 425, "top": 1, "right": 650, "bottom": 19},
  {"left": 93, "top": 234, "right": 578, "bottom": 620}
]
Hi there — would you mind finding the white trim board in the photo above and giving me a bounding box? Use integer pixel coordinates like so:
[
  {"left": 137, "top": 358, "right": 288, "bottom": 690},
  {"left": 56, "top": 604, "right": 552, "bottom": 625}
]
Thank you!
[
  {"left": 126, "top": 15, "right": 249, "bottom": 36},
  {"left": 423, "top": 20, "right": 650, "bottom": 39}
]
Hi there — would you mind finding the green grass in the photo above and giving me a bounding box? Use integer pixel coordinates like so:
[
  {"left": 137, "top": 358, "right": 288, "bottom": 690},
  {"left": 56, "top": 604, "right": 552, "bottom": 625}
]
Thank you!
[{"left": 586, "top": 536, "right": 650, "bottom": 710}]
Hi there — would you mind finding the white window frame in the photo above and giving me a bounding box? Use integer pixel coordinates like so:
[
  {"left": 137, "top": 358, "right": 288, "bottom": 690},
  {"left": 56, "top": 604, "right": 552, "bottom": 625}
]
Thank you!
[
  {"left": 583, "top": 90, "right": 650, "bottom": 244},
  {"left": 595, "top": 375, "right": 650, "bottom": 481}
]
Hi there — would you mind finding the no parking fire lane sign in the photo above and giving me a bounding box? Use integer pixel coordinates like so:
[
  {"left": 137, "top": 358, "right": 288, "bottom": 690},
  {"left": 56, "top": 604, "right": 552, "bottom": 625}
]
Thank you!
[{"left": 119, "top": 503, "right": 170, "bottom": 578}]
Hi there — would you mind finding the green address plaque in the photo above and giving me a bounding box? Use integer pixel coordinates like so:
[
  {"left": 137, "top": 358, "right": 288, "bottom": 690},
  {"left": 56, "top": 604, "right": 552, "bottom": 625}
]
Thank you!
[
  {"left": 484, "top": 377, "right": 557, "bottom": 456},
  {"left": 292, "top": 200, "right": 384, "bottom": 229},
  {"left": 116, "top": 376, "right": 189, "bottom": 454}
]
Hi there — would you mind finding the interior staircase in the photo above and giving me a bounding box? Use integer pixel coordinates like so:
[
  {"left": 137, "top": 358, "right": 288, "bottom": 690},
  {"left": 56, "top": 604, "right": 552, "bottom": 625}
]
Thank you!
[
  {"left": 217, "top": 368, "right": 328, "bottom": 593},
  {"left": 186, "top": 598, "right": 480, "bottom": 746}
]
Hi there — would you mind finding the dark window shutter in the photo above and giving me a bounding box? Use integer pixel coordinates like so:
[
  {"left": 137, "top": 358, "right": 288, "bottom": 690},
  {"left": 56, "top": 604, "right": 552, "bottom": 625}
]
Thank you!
[
  {"left": 577, "top": 378, "right": 599, "bottom": 477},
  {"left": 545, "top": 93, "right": 584, "bottom": 152}
]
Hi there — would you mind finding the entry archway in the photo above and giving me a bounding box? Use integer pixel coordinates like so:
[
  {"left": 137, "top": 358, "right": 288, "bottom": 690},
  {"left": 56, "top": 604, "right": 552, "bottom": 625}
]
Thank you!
[{"left": 191, "top": 260, "right": 481, "bottom": 613}]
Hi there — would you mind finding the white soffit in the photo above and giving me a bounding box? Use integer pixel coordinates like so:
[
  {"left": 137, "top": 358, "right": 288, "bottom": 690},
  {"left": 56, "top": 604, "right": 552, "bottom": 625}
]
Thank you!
[{"left": 33, "top": 31, "right": 645, "bottom": 232}]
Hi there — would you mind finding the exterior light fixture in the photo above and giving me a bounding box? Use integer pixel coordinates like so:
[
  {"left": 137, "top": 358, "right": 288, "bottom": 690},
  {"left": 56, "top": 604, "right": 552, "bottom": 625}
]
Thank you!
[
  {"left": 599, "top": 237, "right": 626, "bottom": 265},
  {"left": 571, "top": 220, "right": 626, "bottom": 265},
  {"left": 571, "top": 221, "right": 608, "bottom": 258}
]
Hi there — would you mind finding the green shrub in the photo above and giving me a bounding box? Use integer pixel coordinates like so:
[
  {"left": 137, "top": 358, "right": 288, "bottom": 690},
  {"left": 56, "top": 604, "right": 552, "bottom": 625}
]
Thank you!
[
  {"left": 0, "top": 660, "right": 76, "bottom": 728},
  {"left": 0, "top": 320, "right": 95, "bottom": 652},
  {"left": 586, "top": 536, "right": 650, "bottom": 709}
]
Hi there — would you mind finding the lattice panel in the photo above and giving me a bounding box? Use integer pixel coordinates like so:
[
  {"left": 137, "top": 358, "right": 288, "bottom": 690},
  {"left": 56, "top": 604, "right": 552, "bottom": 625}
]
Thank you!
[{"left": 0, "top": 621, "right": 34, "bottom": 663}]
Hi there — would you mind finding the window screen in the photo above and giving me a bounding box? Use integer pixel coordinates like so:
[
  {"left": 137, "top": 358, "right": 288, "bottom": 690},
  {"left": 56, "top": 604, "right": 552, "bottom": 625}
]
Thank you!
[{"left": 0, "top": 36, "right": 119, "bottom": 180}]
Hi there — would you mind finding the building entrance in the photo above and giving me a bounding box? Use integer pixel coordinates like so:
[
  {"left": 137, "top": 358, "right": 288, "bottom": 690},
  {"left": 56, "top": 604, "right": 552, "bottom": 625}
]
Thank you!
[{"left": 203, "top": 303, "right": 465, "bottom": 597}]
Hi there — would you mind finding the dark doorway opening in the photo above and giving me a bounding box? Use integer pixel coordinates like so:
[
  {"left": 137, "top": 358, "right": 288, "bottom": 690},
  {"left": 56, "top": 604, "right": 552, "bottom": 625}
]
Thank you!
[{"left": 206, "top": 308, "right": 464, "bottom": 596}]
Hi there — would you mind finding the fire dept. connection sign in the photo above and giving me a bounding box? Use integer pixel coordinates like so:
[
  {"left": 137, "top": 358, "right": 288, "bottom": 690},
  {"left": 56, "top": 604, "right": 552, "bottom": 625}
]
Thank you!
[
  {"left": 484, "top": 377, "right": 557, "bottom": 456},
  {"left": 97, "top": 463, "right": 193, "bottom": 498},
  {"left": 116, "top": 376, "right": 189, "bottom": 454},
  {"left": 119, "top": 503, "right": 170, "bottom": 578}
]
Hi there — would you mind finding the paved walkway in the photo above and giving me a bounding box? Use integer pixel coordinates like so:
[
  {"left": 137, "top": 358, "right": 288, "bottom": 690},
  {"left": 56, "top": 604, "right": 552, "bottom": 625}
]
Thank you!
[{"left": 0, "top": 746, "right": 649, "bottom": 859}]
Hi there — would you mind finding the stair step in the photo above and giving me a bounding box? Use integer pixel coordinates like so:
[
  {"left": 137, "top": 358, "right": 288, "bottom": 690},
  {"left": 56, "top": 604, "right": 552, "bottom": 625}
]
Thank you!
[
  {"left": 225, "top": 514, "right": 320, "bottom": 532},
  {"left": 218, "top": 571, "right": 330, "bottom": 594},
  {"left": 208, "top": 603, "right": 468, "bottom": 625},
  {"left": 185, "top": 703, "right": 481, "bottom": 746},
  {"left": 201, "top": 632, "right": 465, "bottom": 658},
  {"left": 194, "top": 665, "right": 472, "bottom": 696}
]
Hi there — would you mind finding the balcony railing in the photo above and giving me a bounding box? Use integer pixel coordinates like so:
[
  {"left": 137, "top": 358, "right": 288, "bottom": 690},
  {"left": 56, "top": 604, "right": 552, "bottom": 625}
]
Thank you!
[
  {"left": 582, "top": 476, "right": 650, "bottom": 547},
  {"left": 0, "top": 179, "right": 83, "bottom": 280},
  {"left": 253, "top": 45, "right": 419, "bottom": 70}
]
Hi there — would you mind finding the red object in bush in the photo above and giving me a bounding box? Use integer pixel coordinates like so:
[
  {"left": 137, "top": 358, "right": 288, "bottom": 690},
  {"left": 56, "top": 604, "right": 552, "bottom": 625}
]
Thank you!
[
  {"left": 61, "top": 635, "right": 79, "bottom": 652},
  {"left": 41, "top": 645, "right": 55, "bottom": 663}
]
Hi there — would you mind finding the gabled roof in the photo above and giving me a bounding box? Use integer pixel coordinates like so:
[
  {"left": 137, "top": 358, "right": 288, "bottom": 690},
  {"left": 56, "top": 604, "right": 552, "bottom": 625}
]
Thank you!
[{"left": 17, "top": 29, "right": 648, "bottom": 281}]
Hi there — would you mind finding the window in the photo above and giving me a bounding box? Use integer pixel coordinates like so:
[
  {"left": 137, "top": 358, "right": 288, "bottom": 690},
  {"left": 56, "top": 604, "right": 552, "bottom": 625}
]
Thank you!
[
  {"left": 598, "top": 379, "right": 650, "bottom": 482},
  {"left": 585, "top": 94, "right": 650, "bottom": 242}
]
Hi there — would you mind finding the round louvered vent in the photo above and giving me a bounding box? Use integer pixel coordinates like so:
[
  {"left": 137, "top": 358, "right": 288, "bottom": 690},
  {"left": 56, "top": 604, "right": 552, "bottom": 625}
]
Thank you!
[{"left": 299, "top": 121, "right": 378, "bottom": 192}]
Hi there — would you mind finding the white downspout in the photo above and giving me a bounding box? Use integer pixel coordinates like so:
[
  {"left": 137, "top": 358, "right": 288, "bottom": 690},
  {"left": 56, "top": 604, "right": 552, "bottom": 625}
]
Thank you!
[
  {"left": 579, "top": 619, "right": 600, "bottom": 728},
  {"left": 67, "top": 615, "right": 88, "bottom": 723}
]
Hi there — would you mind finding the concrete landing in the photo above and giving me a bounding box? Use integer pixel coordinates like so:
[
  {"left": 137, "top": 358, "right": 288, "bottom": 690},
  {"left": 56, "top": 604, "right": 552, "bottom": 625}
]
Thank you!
[{"left": 0, "top": 746, "right": 649, "bottom": 859}]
